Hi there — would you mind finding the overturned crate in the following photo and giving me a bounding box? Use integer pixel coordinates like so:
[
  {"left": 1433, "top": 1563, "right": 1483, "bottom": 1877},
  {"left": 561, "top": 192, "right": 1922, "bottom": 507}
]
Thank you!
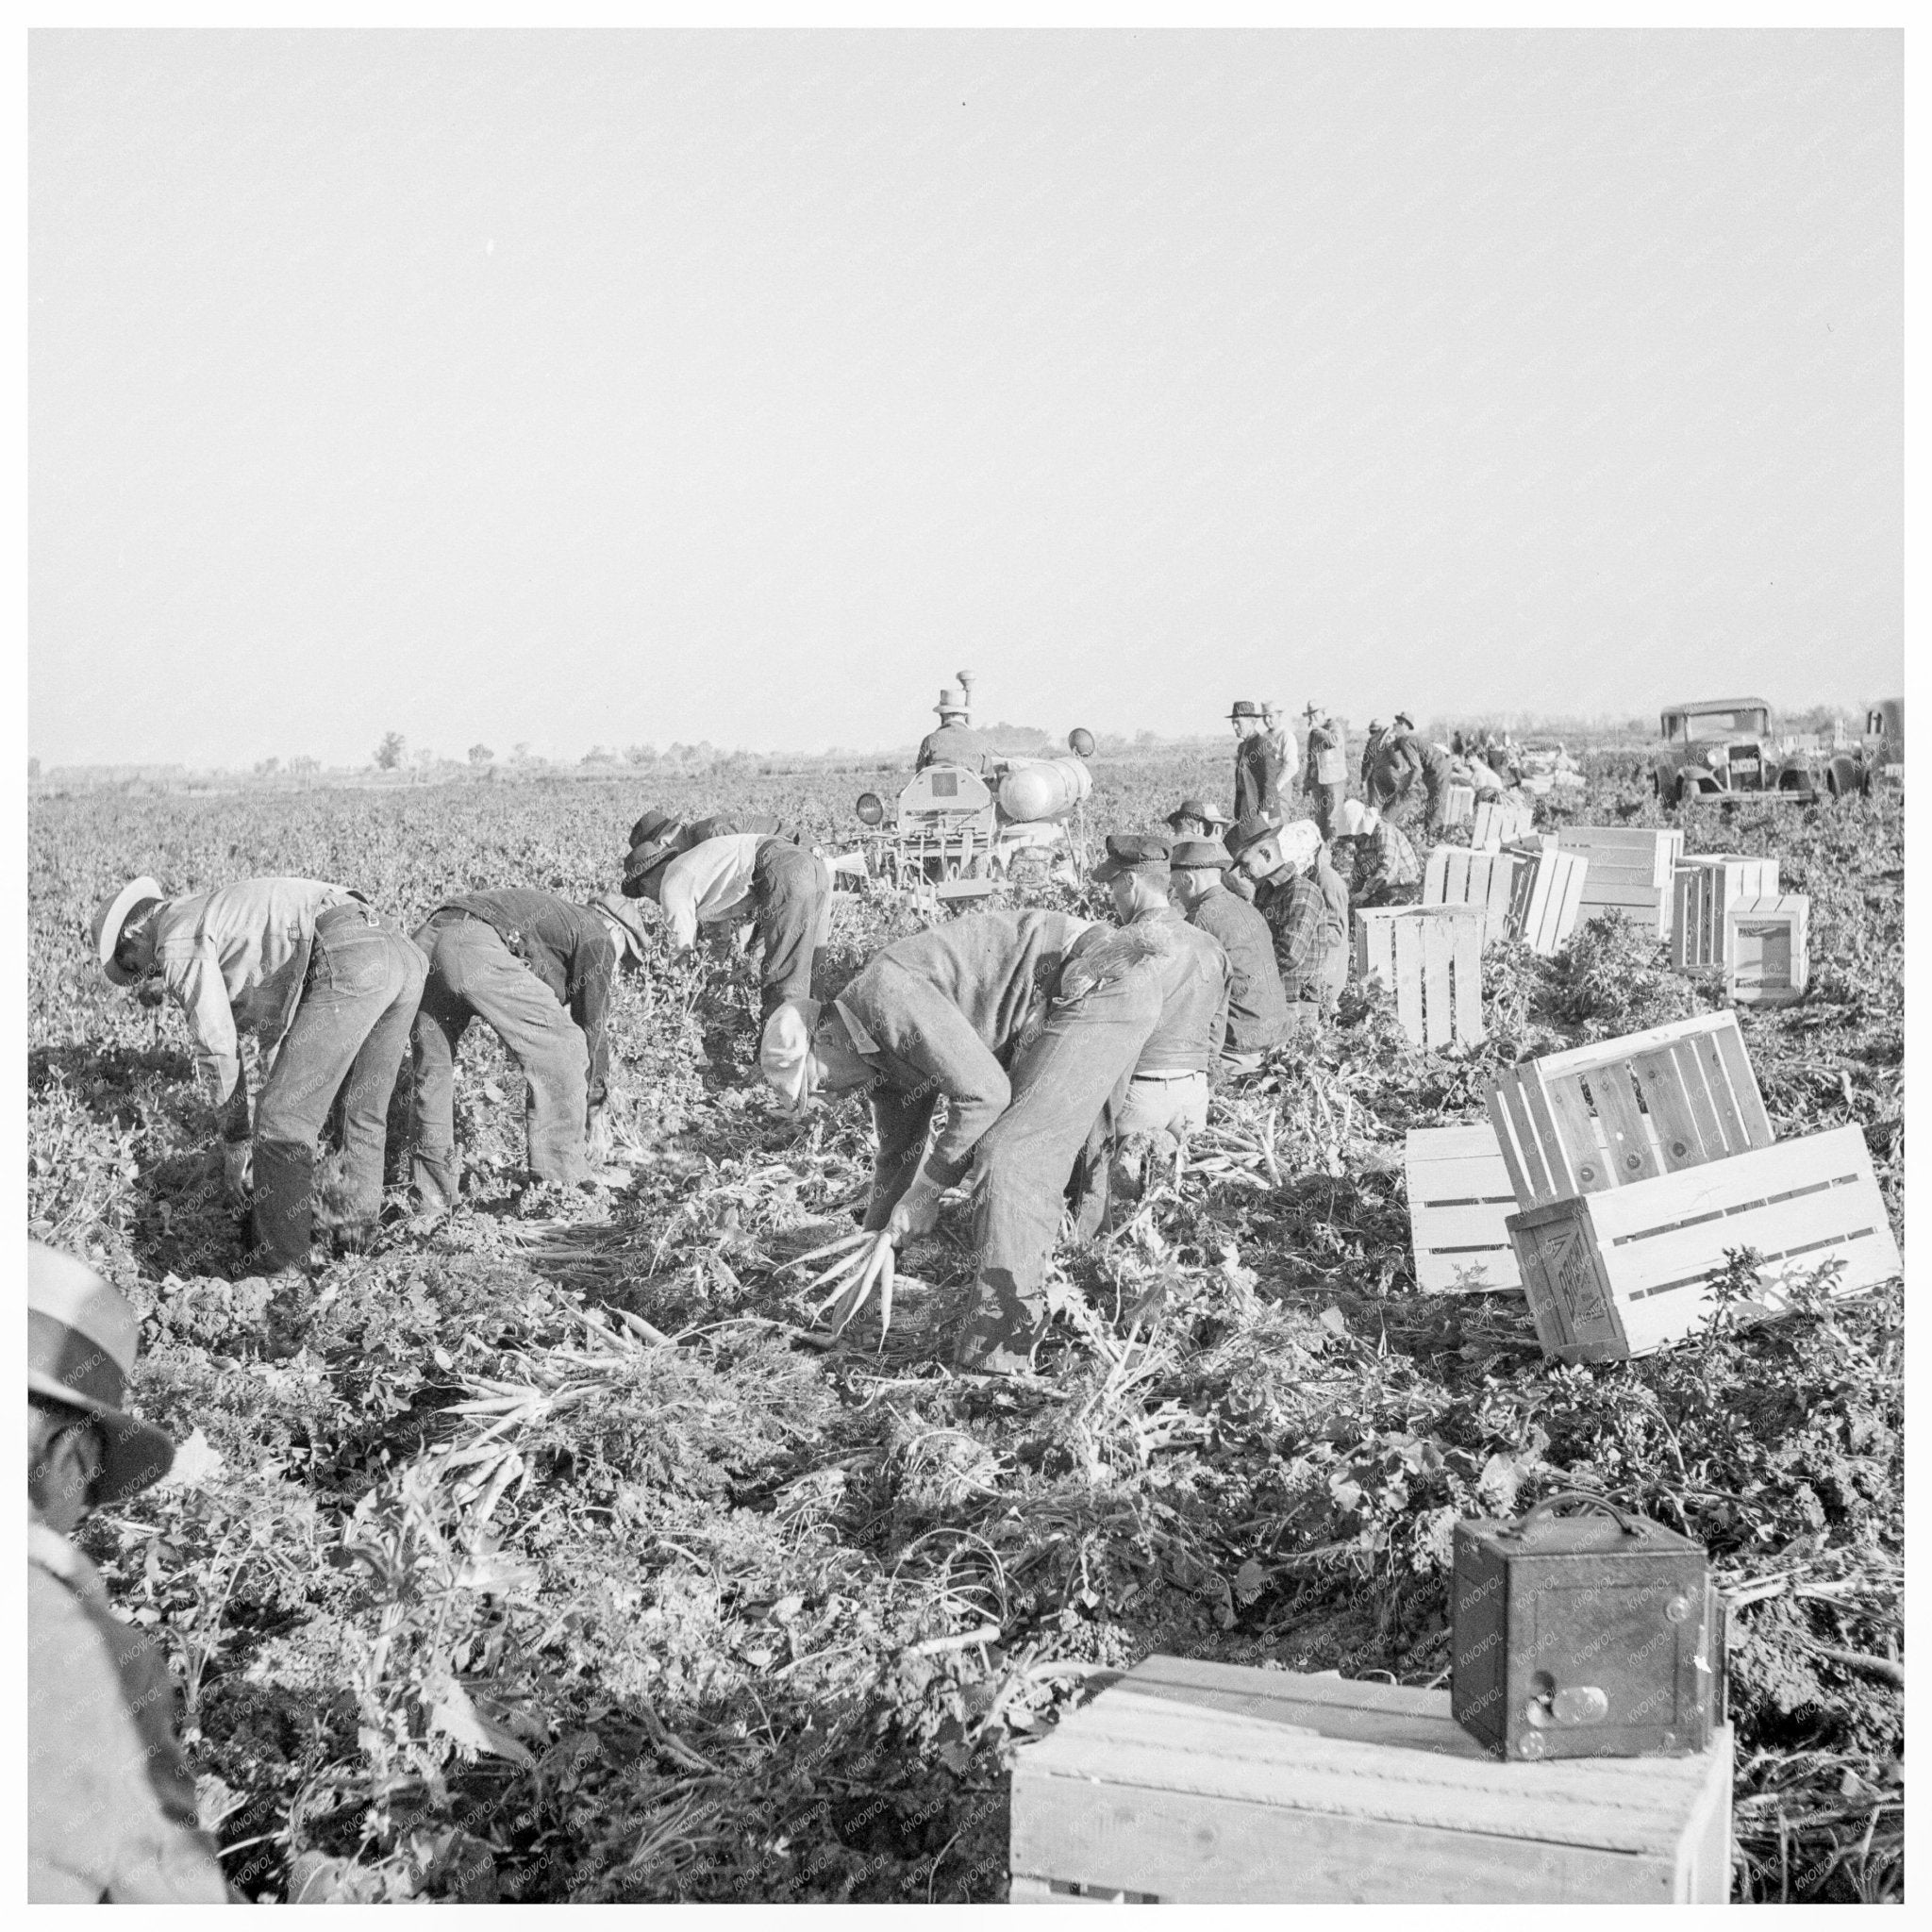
[
  {"left": 1008, "top": 1655, "right": 1735, "bottom": 1903},
  {"left": 1505, "top": 839, "right": 1587, "bottom": 956},
  {"left": 1725, "top": 894, "right": 1809, "bottom": 1007},
  {"left": 1671, "top": 855, "right": 1780, "bottom": 970},
  {"left": 1555, "top": 825, "right": 1686, "bottom": 938},
  {"left": 1356, "top": 905, "right": 1485, "bottom": 1050},
  {"left": 1406, "top": 1124, "right": 1522, "bottom": 1292},
  {"left": 1423, "top": 844, "right": 1520, "bottom": 945},
  {"left": 1487, "top": 1010, "right": 1773, "bottom": 1209},
  {"left": 1471, "top": 794, "right": 1535, "bottom": 851},
  {"left": 1507, "top": 1124, "right": 1900, "bottom": 1363}
]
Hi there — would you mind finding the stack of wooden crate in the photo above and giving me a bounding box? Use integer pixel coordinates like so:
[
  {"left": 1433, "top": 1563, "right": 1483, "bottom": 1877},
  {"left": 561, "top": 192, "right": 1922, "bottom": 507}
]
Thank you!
[
  {"left": 1486, "top": 1013, "right": 1899, "bottom": 1361},
  {"left": 1471, "top": 794, "right": 1535, "bottom": 850},
  {"left": 1355, "top": 905, "right": 1486, "bottom": 1049},
  {"left": 1008, "top": 1656, "right": 1735, "bottom": 1903},
  {"left": 1555, "top": 825, "right": 1685, "bottom": 937},
  {"left": 1671, "top": 855, "right": 1780, "bottom": 970}
]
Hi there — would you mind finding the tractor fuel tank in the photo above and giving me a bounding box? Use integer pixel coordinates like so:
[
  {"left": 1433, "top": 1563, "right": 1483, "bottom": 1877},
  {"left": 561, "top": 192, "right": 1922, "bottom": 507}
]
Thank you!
[{"left": 998, "top": 757, "right": 1092, "bottom": 824}]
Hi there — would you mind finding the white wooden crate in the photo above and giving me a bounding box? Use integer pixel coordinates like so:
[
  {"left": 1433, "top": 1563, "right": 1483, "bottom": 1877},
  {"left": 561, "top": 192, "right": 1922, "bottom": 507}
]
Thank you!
[
  {"left": 1725, "top": 894, "right": 1809, "bottom": 1006},
  {"left": 1554, "top": 825, "right": 1686, "bottom": 938},
  {"left": 1355, "top": 905, "right": 1486, "bottom": 1050},
  {"left": 1406, "top": 1124, "right": 1522, "bottom": 1292},
  {"left": 1505, "top": 841, "right": 1587, "bottom": 955},
  {"left": 1671, "top": 856, "right": 1779, "bottom": 970},
  {"left": 1423, "top": 845, "right": 1521, "bottom": 946},
  {"left": 1471, "top": 795, "right": 1534, "bottom": 850}
]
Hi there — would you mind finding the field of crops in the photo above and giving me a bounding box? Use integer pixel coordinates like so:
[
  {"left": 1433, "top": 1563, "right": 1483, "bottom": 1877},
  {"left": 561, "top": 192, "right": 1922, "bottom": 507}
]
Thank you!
[{"left": 26, "top": 754, "right": 1903, "bottom": 1904}]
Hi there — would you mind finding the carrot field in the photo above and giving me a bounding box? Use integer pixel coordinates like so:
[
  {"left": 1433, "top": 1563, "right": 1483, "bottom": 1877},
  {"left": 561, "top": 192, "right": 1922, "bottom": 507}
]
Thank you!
[{"left": 25, "top": 754, "right": 1904, "bottom": 1903}]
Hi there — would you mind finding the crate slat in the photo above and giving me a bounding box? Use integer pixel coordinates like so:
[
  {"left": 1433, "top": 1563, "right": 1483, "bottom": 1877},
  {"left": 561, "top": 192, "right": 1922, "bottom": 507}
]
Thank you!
[
  {"left": 1506, "top": 842, "right": 1586, "bottom": 955},
  {"left": 1009, "top": 1657, "right": 1734, "bottom": 1904},
  {"left": 1505, "top": 1125, "right": 1899, "bottom": 1363},
  {"left": 1424, "top": 846, "right": 1521, "bottom": 945},
  {"left": 1555, "top": 826, "right": 1685, "bottom": 937},
  {"left": 1487, "top": 1012, "right": 1772, "bottom": 1210},
  {"left": 1441, "top": 782, "right": 1475, "bottom": 828},
  {"left": 1672, "top": 856, "right": 1780, "bottom": 970},
  {"left": 1471, "top": 796, "right": 1535, "bottom": 851},
  {"left": 1406, "top": 1124, "right": 1522, "bottom": 1292}
]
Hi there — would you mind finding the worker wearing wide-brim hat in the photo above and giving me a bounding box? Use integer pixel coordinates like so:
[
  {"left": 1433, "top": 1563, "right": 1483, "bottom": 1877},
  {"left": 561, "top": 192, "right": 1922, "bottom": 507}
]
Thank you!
[
  {"left": 1224, "top": 811, "right": 1331, "bottom": 1033},
  {"left": 28, "top": 1243, "right": 229, "bottom": 1902},
  {"left": 1384, "top": 713, "right": 1454, "bottom": 841},
  {"left": 1228, "top": 699, "right": 1285, "bottom": 824},
  {"left": 1168, "top": 838, "right": 1290, "bottom": 1076},
  {"left": 407, "top": 888, "right": 653, "bottom": 1218},
  {"left": 1299, "top": 704, "right": 1349, "bottom": 841},
  {"left": 914, "top": 686, "right": 998, "bottom": 777},
  {"left": 1163, "top": 796, "right": 1232, "bottom": 840},
  {"left": 90, "top": 874, "right": 425, "bottom": 1271},
  {"left": 1332, "top": 796, "right": 1423, "bottom": 908},
  {"left": 946, "top": 834, "right": 1228, "bottom": 1377}
]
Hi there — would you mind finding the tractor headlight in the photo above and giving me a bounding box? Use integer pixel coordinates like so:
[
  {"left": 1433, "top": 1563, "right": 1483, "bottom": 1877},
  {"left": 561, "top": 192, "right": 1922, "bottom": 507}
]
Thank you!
[{"left": 856, "top": 792, "right": 885, "bottom": 827}]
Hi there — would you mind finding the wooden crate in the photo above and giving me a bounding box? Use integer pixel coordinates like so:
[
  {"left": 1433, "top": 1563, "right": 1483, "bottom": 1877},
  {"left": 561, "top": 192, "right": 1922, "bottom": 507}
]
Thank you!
[
  {"left": 1487, "top": 1010, "right": 1773, "bottom": 1210},
  {"left": 1406, "top": 1124, "right": 1522, "bottom": 1292},
  {"left": 1441, "top": 781, "right": 1475, "bottom": 828},
  {"left": 1471, "top": 795, "right": 1534, "bottom": 850},
  {"left": 1505, "top": 840, "right": 1587, "bottom": 955},
  {"left": 1008, "top": 1656, "right": 1734, "bottom": 1903},
  {"left": 1507, "top": 1124, "right": 1899, "bottom": 1363},
  {"left": 1423, "top": 845, "right": 1520, "bottom": 945},
  {"left": 1355, "top": 906, "right": 1486, "bottom": 1050},
  {"left": 1725, "top": 894, "right": 1809, "bottom": 1006},
  {"left": 1555, "top": 825, "right": 1686, "bottom": 938},
  {"left": 1671, "top": 856, "right": 1780, "bottom": 970}
]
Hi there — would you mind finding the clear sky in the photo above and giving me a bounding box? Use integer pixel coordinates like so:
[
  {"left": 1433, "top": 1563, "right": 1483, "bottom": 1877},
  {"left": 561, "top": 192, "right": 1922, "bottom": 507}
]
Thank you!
[{"left": 29, "top": 28, "right": 1901, "bottom": 769}]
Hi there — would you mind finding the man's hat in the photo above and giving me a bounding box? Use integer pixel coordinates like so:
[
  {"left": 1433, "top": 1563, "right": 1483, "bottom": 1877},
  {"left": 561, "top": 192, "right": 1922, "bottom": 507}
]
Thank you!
[
  {"left": 1170, "top": 838, "right": 1232, "bottom": 871},
  {"left": 1091, "top": 832, "right": 1172, "bottom": 883},
  {"left": 1224, "top": 810, "right": 1281, "bottom": 859},
  {"left": 758, "top": 998, "right": 824, "bottom": 1113},
  {"left": 935, "top": 687, "right": 967, "bottom": 715},
  {"left": 29, "top": 1243, "right": 175, "bottom": 1504},
  {"left": 623, "top": 817, "right": 689, "bottom": 886},
  {"left": 1163, "top": 796, "right": 1231, "bottom": 830},
  {"left": 628, "top": 807, "right": 677, "bottom": 850},
  {"left": 587, "top": 891, "right": 652, "bottom": 963},
  {"left": 1303, "top": 700, "right": 1324, "bottom": 721},
  {"left": 91, "top": 875, "right": 165, "bottom": 987},
  {"left": 1367, "top": 719, "right": 1386, "bottom": 734},
  {"left": 1227, "top": 699, "right": 1264, "bottom": 721},
  {"left": 1393, "top": 710, "right": 1415, "bottom": 729}
]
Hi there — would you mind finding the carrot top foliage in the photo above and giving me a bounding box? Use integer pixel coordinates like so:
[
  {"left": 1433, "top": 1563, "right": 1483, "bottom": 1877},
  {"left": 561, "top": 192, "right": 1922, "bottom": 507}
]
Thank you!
[{"left": 27, "top": 761, "right": 1903, "bottom": 1903}]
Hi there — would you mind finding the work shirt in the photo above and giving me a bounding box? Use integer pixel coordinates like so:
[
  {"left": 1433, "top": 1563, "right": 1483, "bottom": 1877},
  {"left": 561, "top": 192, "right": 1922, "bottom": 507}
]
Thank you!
[
  {"left": 29, "top": 1512, "right": 229, "bottom": 1903},
  {"left": 1119, "top": 906, "right": 1229, "bottom": 1076},
  {"left": 1253, "top": 868, "right": 1329, "bottom": 1003},
  {"left": 835, "top": 909, "right": 1091, "bottom": 1205},
  {"left": 914, "top": 723, "right": 998, "bottom": 774},
  {"left": 1304, "top": 723, "right": 1347, "bottom": 790},
  {"left": 149, "top": 877, "right": 358, "bottom": 1114},
  {"left": 1234, "top": 734, "right": 1285, "bottom": 821},
  {"left": 430, "top": 890, "right": 619, "bottom": 1107},
  {"left": 1347, "top": 819, "right": 1424, "bottom": 900},
  {"left": 653, "top": 833, "right": 773, "bottom": 949},
  {"left": 1187, "top": 883, "right": 1290, "bottom": 1052},
  {"left": 1400, "top": 733, "right": 1455, "bottom": 799}
]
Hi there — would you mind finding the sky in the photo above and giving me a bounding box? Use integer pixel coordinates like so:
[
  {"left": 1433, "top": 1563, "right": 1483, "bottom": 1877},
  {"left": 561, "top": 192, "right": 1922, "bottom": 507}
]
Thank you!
[{"left": 28, "top": 28, "right": 1902, "bottom": 769}]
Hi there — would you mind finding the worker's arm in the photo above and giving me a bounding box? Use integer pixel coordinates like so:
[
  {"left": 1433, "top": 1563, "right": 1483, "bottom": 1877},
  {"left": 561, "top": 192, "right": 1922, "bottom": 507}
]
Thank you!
[
  {"left": 656, "top": 854, "right": 703, "bottom": 952},
  {"left": 161, "top": 936, "right": 250, "bottom": 1133},
  {"left": 864, "top": 977, "right": 1012, "bottom": 1190},
  {"left": 570, "top": 937, "right": 617, "bottom": 1111},
  {"left": 863, "top": 1088, "right": 941, "bottom": 1232},
  {"left": 1277, "top": 882, "right": 1324, "bottom": 974}
]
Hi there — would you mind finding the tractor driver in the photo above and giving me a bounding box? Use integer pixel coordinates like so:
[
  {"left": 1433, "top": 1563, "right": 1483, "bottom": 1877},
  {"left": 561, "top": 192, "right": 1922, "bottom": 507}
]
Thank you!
[{"left": 914, "top": 687, "right": 998, "bottom": 776}]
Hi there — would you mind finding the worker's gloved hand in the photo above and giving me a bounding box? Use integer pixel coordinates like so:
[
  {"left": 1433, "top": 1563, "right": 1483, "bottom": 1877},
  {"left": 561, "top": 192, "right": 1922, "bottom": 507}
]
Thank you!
[
  {"left": 885, "top": 1174, "right": 944, "bottom": 1242},
  {"left": 586, "top": 1103, "right": 613, "bottom": 1165},
  {"left": 222, "top": 1140, "right": 254, "bottom": 1207}
]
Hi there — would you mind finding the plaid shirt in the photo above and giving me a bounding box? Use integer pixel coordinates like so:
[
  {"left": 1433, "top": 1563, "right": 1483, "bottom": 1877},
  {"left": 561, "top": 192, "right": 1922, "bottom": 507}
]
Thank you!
[
  {"left": 1253, "top": 868, "right": 1329, "bottom": 1002},
  {"left": 1352, "top": 819, "right": 1423, "bottom": 898}
]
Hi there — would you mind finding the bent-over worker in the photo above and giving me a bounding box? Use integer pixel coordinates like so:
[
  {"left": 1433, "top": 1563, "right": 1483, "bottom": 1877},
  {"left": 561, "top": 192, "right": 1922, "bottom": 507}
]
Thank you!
[
  {"left": 92, "top": 875, "right": 425, "bottom": 1269},
  {"left": 624, "top": 821, "right": 832, "bottom": 1024},
  {"left": 408, "top": 889, "right": 653, "bottom": 1213},
  {"left": 949, "top": 836, "right": 1226, "bottom": 1377},
  {"left": 1168, "top": 838, "right": 1290, "bottom": 1074},
  {"left": 1333, "top": 798, "right": 1423, "bottom": 908},
  {"left": 30, "top": 1244, "right": 230, "bottom": 1903},
  {"left": 1387, "top": 712, "right": 1455, "bottom": 838}
]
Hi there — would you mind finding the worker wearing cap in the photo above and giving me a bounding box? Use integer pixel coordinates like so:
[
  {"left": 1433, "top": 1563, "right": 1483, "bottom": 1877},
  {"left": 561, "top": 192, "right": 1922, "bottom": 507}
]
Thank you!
[
  {"left": 1332, "top": 798, "right": 1424, "bottom": 907},
  {"left": 949, "top": 836, "right": 1227, "bottom": 1376},
  {"left": 1300, "top": 705, "right": 1349, "bottom": 841},
  {"left": 1224, "top": 813, "right": 1329, "bottom": 1030},
  {"left": 915, "top": 687, "right": 998, "bottom": 775},
  {"left": 623, "top": 823, "right": 832, "bottom": 1024},
  {"left": 1229, "top": 699, "right": 1285, "bottom": 823},
  {"left": 1389, "top": 712, "right": 1455, "bottom": 838},
  {"left": 91, "top": 875, "right": 425, "bottom": 1269},
  {"left": 757, "top": 908, "right": 1092, "bottom": 1242},
  {"left": 1168, "top": 839, "right": 1289, "bottom": 1074},
  {"left": 29, "top": 1244, "right": 231, "bottom": 1902},
  {"left": 408, "top": 890, "right": 653, "bottom": 1215}
]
